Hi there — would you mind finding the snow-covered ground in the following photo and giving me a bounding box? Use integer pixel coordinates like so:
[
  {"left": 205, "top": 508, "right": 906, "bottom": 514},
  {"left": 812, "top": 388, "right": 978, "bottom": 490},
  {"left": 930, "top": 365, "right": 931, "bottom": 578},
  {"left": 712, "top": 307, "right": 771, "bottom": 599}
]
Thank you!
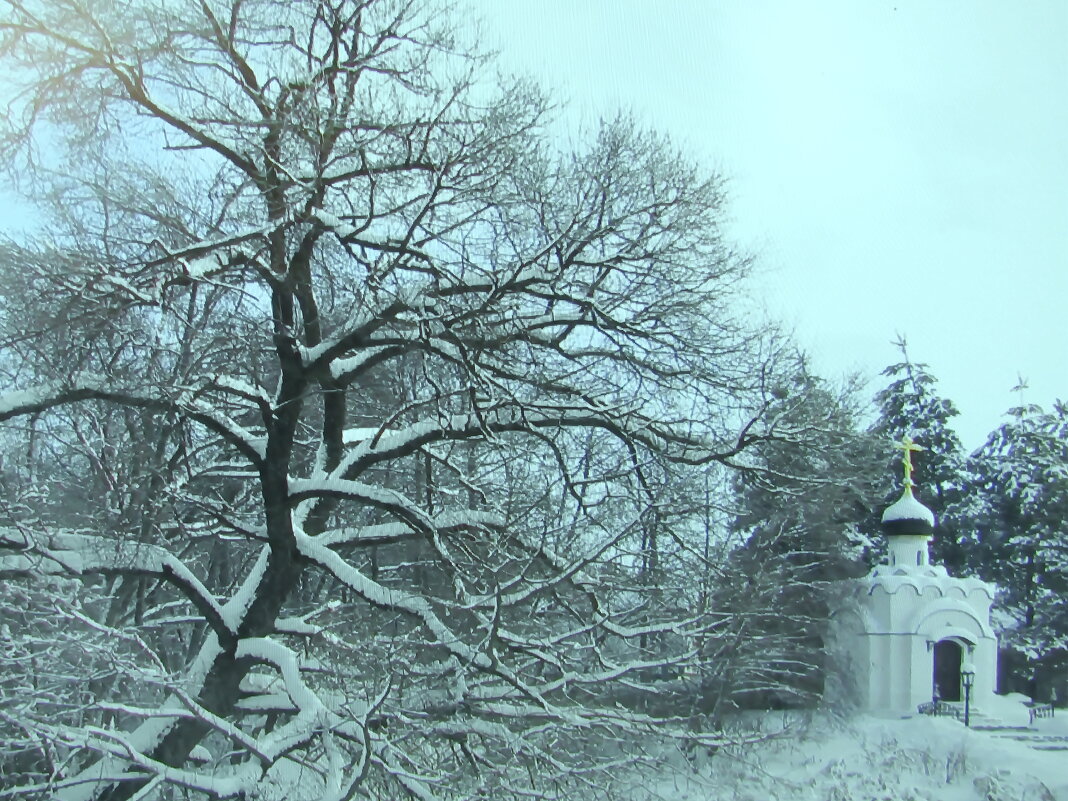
[{"left": 639, "top": 701, "right": 1068, "bottom": 801}]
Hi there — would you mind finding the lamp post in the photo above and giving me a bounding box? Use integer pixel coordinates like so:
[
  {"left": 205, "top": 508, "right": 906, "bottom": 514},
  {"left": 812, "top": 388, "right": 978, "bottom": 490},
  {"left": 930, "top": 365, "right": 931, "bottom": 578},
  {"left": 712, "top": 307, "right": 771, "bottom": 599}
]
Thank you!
[{"left": 961, "top": 663, "right": 976, "bottom": 727}]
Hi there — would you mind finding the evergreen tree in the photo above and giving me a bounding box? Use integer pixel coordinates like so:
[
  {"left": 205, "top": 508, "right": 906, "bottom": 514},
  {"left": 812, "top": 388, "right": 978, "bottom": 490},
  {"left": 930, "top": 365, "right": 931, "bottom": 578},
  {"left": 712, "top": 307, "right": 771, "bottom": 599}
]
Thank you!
[
  {"left": 966, "top": 401, "right": 1068, "bottom": 696},
  {"left": 868, "top": 339, "right": 968, "bottom": 571}
]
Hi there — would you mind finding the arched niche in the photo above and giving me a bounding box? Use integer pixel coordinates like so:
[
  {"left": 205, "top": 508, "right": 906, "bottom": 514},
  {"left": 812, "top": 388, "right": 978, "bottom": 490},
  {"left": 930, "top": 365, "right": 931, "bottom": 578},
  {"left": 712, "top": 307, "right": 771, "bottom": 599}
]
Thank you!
[{"left": 908, "top": 598, "right": 995, "bottom": 640}]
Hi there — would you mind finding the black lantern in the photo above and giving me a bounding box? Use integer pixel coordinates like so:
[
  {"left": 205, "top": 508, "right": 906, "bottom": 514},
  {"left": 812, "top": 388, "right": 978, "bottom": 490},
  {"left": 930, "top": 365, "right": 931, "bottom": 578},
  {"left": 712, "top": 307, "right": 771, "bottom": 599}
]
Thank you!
[{"left": 961, "top": 663, "right": 976, "bottom": 727}]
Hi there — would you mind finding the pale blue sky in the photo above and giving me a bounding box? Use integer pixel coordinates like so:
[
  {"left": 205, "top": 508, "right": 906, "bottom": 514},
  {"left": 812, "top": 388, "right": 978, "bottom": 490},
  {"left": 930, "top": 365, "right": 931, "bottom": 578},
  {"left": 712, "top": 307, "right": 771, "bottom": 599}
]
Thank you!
[
  {"left": 473, "top": 0, "right": 1068, "bottom": 448},
  {"left": 0, "top": 2, "right": 1063, "bottom": 450}
]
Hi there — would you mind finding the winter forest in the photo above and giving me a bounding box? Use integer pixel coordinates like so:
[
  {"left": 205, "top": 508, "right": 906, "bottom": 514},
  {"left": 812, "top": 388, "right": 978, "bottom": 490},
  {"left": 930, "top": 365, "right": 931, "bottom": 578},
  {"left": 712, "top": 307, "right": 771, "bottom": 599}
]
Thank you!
[{"left": 0, "top": 1, "right": 1065, "bottom": 799}]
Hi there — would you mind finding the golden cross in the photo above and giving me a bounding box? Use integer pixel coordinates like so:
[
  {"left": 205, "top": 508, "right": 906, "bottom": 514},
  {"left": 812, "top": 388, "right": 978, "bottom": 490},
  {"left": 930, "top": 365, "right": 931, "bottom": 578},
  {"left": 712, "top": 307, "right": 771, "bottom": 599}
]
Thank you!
[{"left": 894, "top": 435, "right": 925, "bottom": 489}]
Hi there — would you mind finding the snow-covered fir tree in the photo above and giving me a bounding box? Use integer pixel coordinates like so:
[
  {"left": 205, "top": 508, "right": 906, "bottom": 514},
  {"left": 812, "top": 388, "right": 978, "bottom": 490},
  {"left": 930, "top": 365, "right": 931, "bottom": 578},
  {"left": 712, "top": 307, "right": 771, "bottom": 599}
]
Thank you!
[
  {"left": 867, "top": 340, "right": 968, "bottom": 571},
  {"left": 966, "top": 400, "right": 1068, "bottom": 696}
]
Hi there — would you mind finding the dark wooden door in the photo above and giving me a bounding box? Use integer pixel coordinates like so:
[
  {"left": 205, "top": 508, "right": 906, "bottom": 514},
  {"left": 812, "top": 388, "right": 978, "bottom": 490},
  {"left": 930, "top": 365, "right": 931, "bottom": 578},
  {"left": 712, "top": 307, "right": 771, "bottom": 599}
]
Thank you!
[{"left": 933, "top": 640, "right": 962, "bottom": 702}]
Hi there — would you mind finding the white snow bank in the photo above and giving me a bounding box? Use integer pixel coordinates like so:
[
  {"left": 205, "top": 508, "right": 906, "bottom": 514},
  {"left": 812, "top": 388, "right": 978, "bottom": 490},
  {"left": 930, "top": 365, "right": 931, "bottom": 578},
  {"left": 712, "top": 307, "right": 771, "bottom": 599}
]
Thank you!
[{"left": 644, "top": 713, "right": 1067, "bottom": 801}]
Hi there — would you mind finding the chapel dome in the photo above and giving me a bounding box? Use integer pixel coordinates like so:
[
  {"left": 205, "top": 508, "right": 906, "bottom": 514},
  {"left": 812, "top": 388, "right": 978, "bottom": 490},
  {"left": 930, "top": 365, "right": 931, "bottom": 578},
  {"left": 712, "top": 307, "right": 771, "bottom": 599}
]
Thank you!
[{"left": 881, "top": 486, "right": 935, "bottom": 537}]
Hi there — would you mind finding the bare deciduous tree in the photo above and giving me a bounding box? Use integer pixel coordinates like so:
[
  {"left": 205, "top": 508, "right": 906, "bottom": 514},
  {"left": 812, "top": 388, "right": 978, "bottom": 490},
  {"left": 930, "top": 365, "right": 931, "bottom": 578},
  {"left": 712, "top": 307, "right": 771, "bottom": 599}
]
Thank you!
[{"left": 0, "top": 1, "right": 783, "bottom": 797}]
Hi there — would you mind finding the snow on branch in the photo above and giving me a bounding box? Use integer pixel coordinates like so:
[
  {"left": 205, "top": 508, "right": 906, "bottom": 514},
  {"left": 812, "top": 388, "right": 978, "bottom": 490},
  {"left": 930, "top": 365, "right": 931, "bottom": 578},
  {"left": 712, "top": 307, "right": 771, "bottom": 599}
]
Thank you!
[
  {"left": 50, "top": 634, "right": 226, "bottom": 801},
  {"left": 0, "top": 528, "right": 230, "bottom": 640},
  {"left": 318, "top": 402, "right": 734, "bottom": 492},
  {"left": 312, "top": 510, "right": 504, "bottom": 549},
  {"left": 207, "top": 374, "right": 273, "bottom": 410},
  {"left": 219, "top": 545, "right": 270, "bottom": 633},
  {"left": 232, "top": 637, "right": 378, "bottom": 769},
  {"left": 0, "top": 377, "right": 266, "bottom": 464},
  {"left": 35, "top": 717, "right": 257, "bottom": 799},
  {"left": 295, "top": 533, "right": 492, "bottom": 671},
  {"left": 289, "top": 476, "right": 434, "bottom": 535}
]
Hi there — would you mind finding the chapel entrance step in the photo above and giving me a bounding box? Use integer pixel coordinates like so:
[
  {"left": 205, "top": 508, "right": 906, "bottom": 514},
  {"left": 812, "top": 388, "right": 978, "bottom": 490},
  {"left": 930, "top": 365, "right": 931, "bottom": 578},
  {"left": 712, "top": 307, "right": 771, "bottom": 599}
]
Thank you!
[{"left": 919, "top": 705, "right": 1066, "bottom": 753}]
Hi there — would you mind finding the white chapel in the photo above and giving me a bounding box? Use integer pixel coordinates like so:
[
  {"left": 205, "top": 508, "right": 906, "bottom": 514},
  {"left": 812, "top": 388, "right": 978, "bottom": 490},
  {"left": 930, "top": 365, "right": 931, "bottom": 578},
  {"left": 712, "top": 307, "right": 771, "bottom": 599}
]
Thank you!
[{"left": 842, "top": 437, "right": 998, "bottom": 715}]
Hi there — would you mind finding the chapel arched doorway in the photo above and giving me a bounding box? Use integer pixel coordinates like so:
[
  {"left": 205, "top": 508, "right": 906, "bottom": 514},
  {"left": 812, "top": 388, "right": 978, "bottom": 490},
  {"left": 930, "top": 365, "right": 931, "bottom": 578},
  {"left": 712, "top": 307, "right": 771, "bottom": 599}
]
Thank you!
[{"left": 933, "top": 640, "right": 963, "bottom": 702}]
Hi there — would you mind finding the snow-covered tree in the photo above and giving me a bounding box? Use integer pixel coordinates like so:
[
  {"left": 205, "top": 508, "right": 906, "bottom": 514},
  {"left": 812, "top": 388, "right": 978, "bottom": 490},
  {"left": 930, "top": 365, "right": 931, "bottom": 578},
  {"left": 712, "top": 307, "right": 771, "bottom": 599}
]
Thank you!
[
  {"left": 868, "top": 341, "right": 968, "bottom": 570},
  {"left": 965, "top": 401, "right": 1068, "bottom": 695},
  {"left": 725, "top": 363, "right": 880, "bottom": 707},
  {"left": 0, "top": 1, "right": 792, "bottom": 797}
]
